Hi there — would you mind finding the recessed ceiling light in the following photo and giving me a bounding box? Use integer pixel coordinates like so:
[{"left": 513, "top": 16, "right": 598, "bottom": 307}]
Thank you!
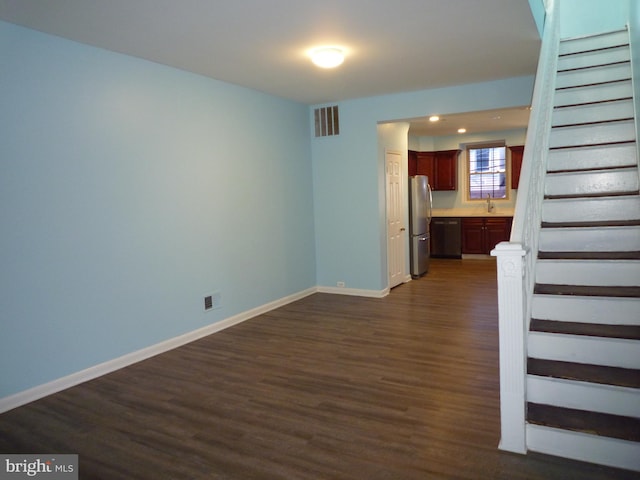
[
  {"left": 310, "top": 47, "right": 345, "bottom": 68},
  {"left": 457, "top": 128, "right": 466, "bottom": 133},
  {"left": 429, "top": 115, "right": 440, "bottom": 122}
]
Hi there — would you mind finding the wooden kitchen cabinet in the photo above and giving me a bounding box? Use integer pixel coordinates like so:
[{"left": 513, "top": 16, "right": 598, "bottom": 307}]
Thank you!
[
  {"left": 461, "top": 217, "right": 512, "bottom": 254},
  {"left": 433, "top": 150, "right": 459, "bottom": 190},
  {"left": 408, "top": 150, "right": 418, "bottom": 177},
  {"left": 509, "top": 145, "right": 524, "bottom": 189},
  {"left": 415, "top": 151, "right": 435, "bottom": 179},
  {"left": 410, "top": 149, "right": 459, "bottom": 191}
]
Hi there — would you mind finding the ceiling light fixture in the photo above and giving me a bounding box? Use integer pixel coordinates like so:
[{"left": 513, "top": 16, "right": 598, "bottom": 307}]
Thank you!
[
  {"left": 457, "top": 128, "right": 466, "bottom": 133},
  {"left": 310, "top": 47, "right": 345, "bottom": 68},
  {"left": 429, "top": 115, "right": 440, "bottom": 122}
]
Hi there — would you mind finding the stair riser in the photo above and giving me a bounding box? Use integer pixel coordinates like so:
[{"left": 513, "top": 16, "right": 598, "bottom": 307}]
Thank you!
[
  {"left": 552, "top": 99, "right": 634, "bottom": 126},
  {"left": 559, "top": 30, "right": 629, "bottom": 55},
  {"left": 527, "top": 376, "right": 640, "bottom": 417},
  {"left": 553, "top": 80, "right": 632, "bottom": 107},
  {"left": 556, "top": 62, "right": 631, "bottom": 90},
  {"left": 539, "top": 226, "right": 640, "bottom": 252},
  {"left": 547, "top": 143, "right": 637, "bottom": 171},
  {"left": 545, "top": 168, "right": 639, "bottom": 197},
  {"left": 526, "top": 424, "right": 640, "bottom": 472},
  {"left": 531, "top": 295, "right": 640, "bottom": 325},
  {"left": 542, "top": 196, "right": 640, "bottom": 223},
  {"left": 535, "top": 260, "right": 640, "bottom": 287},
  {"left": 549, "top": 120, "right": 635, "bottom": 149},
  {"left": 557, "top": 46, "right": 630, "bottom": 71},
  {"left": 528, "top": 332, "right": 640, "bottom": 368}
]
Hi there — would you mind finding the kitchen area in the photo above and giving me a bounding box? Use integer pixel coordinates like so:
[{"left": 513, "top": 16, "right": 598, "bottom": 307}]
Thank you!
[{"left": 407, "top": 108, "right": 528, "bottom": 265}]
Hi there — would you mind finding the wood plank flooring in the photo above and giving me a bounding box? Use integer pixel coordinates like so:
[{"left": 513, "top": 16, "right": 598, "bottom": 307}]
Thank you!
[{"left": 0, "top": 259, "right": 636, "bottom": 479}]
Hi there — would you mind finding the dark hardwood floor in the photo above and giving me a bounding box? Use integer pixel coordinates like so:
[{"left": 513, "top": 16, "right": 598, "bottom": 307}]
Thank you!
[{"left": 1, "top": 259, "right": 635, "bottom": 479}]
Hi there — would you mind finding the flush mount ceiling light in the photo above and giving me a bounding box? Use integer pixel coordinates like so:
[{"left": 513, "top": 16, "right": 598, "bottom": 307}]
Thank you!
[
  {"left": 310, "top": 47, "right": 345, "bottom": 68},
  {"left": 429, "top": 115, "right": 440, "bottom": 122},
  {"left": 457, "top": 128, "right": 467, "bottom": 133}
]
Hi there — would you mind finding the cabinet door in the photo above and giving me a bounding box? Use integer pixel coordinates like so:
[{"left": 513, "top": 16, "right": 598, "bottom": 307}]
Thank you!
[
  {"left": 408, "top": 150, "right": 418, "bottom": 177},
  {"left": 485, "top": 218, "right": 511, "bottom": 252},
  {"left": 461, "top": 218, "right": 485, "bottom": 254},
  {"left": 416, "top": 152, "right": 435, "bottom": 180},
  {"left": 434, "top": 150, "right": 459, "bottom": 190},
  {"left": 509, "top": 146, "right": 524, "bottom": 189}
]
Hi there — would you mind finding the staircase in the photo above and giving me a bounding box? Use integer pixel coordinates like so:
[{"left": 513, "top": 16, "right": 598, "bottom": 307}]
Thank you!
[{"left": 524, "top": 30, "right": 640, "bottom": 471}]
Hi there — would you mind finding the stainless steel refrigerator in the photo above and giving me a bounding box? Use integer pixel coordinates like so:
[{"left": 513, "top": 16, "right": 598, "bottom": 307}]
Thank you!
[{"left": 409, "top": 175, "right": 432, "bottom": 278}]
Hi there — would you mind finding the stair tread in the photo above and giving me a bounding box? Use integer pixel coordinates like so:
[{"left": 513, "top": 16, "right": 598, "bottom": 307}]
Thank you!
[
  {"left": 554, "top": 97, "right": 634, "bottom": 110},
  {"left": 559, "top": 44, "right": 629, "bottom": 57},
  {"left": 556, "top": 77, "right": 632, "bottom": 92},
  {"left": 550, "top": 140, "right": 637, "bottom": 151},
  {"left": 551, "top": 117, "right": 634, "bottom": 128},
  {"left": 554, "top": 77, "right": 630, "bottom": 91},
  {"left": 559, "top": 29, "right": 629, "bottom": 57},
  {"left": 548, "top": 163, "right": 637, "bottom": 174},
  {"left": 538, "top": 251, "right": 640, "bottom": 260},
  {"left": 541, "top": 219, "right": 640, "bottom": 228},
  {"left": 530, "top": 319, "right": 640, "bottom": 340},
  {"left": 534, "top": 284, "right": 640, "bottom": 298},
  {"left": 557, "top": 59, "right": 630, "bottom": 73},
  {"left": 544, "top": 190, "right": 640, "bottom": 200},
  {"left": 527, "top": 358, "right": 640, "bottom": 388},
  {"left": 527, "top": 403, "right": 640, "bottom": 442}
]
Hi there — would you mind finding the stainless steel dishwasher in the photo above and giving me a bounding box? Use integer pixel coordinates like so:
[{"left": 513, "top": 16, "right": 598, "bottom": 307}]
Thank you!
[{"left": 430, "top": 217, "right": 462, "bottom": 258}]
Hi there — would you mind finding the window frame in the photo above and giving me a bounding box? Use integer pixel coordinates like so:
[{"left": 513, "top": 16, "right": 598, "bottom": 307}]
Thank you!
[{"left": 466, "top": 141, "right": 508, "bottom": 201}]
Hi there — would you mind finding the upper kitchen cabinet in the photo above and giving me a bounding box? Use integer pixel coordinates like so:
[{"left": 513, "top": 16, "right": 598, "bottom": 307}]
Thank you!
[
  {"left": 410, "top": 149, "right": 460, "bottom": 191},
  {"left": 415, "top": 151, "right": 435, "bottom": 180},
  {"left": 509, "top": 145, "right": 524, "bottom": 189},
  {"left": 434, "top": 150, "right": 459, "bottom": 190},
  {"left": 408, "top": 149, "right": 418, "bottom": 177}
]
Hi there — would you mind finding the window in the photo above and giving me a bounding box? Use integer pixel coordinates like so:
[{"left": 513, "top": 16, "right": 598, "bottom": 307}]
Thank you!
[{"left": 467, "top": 143, "right": 507, "bottom": 200}]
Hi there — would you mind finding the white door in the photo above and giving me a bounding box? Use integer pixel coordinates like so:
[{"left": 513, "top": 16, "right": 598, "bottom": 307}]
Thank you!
[{"left": 386, "top": 151, "right": 405, "bottom": 288}]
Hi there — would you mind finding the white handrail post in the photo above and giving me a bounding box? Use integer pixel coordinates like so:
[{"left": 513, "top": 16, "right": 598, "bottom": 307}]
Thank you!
[{"left": 491, "top": 241, "right": 527, "bottom": 453}]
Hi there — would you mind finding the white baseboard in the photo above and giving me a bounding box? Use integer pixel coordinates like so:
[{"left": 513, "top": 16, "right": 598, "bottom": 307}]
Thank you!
[
  {"left": 316, "top": 285, "right": 389, "bottom": 298},
  {"left": 0, "top": 287, "right": 317, "bottom": 414}
]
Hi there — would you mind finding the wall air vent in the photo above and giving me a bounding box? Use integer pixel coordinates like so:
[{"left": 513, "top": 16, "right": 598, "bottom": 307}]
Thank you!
[{"left": 314, "top": 105, "right": 340, "bottom": 137}]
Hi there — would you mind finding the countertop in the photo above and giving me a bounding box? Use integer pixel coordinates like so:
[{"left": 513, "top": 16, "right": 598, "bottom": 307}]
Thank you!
[{"left": 431, "top": 208, "right": 514, "bottom": 218}]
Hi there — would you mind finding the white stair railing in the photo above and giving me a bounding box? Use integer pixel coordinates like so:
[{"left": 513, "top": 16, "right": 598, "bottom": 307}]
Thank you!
[{"left": 491, "top": 0, "right": 560, "bottom": 454}]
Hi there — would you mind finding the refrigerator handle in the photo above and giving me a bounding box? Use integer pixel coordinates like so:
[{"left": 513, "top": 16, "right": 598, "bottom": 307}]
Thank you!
[{"left": 427, "top": 183, "right": 433, "bottom": 221}]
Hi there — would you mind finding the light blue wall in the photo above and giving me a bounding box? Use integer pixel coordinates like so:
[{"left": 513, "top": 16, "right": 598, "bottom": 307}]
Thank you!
[
  {"left": 312, "top": 76, "right": 535, "bottom": 291},
  {"left": 528, "top": 0, "right": 547, "bottom": 36},
  {"left": 0, "top": 21, "right": 315, "bottom": 397},
  {"left": 559, "top": 0, "right": 629, "bottom": 37}
]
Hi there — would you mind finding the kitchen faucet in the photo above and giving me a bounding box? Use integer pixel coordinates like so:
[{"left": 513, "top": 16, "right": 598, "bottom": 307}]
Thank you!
[{"left": 486, "top": 194, "right": 494, "bottom": 213}]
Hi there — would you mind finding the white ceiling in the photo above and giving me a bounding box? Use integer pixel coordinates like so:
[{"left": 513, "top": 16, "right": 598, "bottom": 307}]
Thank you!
[
  {"left": 0, "top": 0, "right": 541, "bottom": 107},
  {"left": 405, "top": 106, "right": 533, "bottom": 137}
]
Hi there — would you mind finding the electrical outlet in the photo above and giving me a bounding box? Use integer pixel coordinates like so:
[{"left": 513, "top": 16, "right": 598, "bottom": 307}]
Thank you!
[
  {"left": 337, "top": 281, "right": 345, "bottom": 287},
  {"left": 204, "top": 291, "right": 222, "bottom": 311}
]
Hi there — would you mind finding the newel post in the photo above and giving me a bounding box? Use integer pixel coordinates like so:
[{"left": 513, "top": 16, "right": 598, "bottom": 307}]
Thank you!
[{"left": 491, "top": 241, "right": 527, "bottom": 454}]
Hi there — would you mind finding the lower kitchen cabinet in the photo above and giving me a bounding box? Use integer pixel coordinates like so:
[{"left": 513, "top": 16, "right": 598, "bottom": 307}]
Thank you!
[{"left": 461, "top": 217, "right": 512, "bottom": 254}]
